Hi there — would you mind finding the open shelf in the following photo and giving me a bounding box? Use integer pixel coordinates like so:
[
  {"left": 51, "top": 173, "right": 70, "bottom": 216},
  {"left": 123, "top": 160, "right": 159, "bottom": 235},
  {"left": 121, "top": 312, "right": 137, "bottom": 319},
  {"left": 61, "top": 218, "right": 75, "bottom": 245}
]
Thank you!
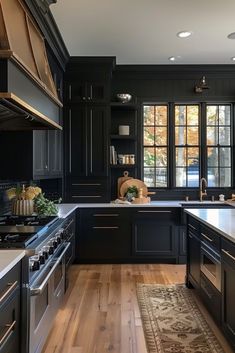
[
  {"left": 110, "top": 164, "right": 136, "bottom": 169},
  {"left": 110, "top": 102, "right": 138, "bottom": 110},
  {"left": 110, "top": 134, "right": 137, "bottom": 140}
]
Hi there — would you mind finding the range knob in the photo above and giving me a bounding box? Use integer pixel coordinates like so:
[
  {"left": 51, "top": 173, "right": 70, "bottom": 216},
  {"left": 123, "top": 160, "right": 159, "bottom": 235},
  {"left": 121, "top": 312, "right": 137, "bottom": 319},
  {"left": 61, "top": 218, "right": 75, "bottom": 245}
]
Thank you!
[
  {"left": 56, "top": 236, "right": 62, "bottom": 245},
  {"left": 49, "top": 245, "right": 54, "bottom": 255},
  {"left": 38, "top": 252, "right": 45, "bottom": 265},
  {"left": 42, "top": 247, "right": 49, "bottom": 260},
  {"left": 52, "top": 238, "right": 58, "bottom": 249},
  {"left": 32, "top": 260, "right": 40, "bottom": 271}
]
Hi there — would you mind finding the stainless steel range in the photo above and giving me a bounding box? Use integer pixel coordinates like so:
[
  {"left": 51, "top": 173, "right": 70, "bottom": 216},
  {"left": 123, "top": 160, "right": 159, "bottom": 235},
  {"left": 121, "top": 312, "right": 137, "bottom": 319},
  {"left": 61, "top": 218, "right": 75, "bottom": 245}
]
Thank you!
[{"left": 0, "top": 214, "right": 74, "bottom": 353}]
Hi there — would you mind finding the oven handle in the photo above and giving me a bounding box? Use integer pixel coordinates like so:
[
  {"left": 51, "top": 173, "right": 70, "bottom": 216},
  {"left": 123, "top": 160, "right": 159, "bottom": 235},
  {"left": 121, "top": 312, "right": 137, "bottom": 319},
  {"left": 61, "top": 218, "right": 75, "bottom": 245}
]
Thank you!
[
  {"left": 201, "top": 243, "right": 220, "bottom": 264},
  {"left": 30, "top": 243, "right": 70, "bottom": 296}
]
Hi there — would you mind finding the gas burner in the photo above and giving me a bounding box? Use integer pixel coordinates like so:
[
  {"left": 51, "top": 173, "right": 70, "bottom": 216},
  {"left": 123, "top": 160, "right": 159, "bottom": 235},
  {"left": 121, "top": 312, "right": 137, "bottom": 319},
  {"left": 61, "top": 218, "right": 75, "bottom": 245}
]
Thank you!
[{"left": 5, "top": 233, "right": 20, "bottom": 241}]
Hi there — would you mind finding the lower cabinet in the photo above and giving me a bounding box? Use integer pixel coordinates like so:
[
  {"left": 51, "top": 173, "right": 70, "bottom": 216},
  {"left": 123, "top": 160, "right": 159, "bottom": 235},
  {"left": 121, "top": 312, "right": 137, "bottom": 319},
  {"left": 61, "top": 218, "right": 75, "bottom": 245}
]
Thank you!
[
  {"left": 187, "top": 230, "right": 201, "bottom": 288},
  {"left": 77, "top": 207, "right": 181, "bottom": 264},
  {"left": 132, "top": 209, "right": 179, "bottom": 263},
  {"left": 77, "top": 209, "right": 131, "bottom": 262},
  {"left": 221, "top": 239, "right": 235, "bottom": 348},
  {"left": 178, "top": 226, "right": 187, "bottom": 264},
  {"left": 0, "top": 263, "right": 21, "bottom": 353}
]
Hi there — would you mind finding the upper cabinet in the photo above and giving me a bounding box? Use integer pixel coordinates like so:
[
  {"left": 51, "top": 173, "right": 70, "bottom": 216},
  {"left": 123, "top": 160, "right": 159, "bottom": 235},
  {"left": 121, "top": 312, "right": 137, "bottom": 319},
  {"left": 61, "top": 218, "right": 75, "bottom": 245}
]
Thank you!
[{"left": 67, "top": 80, "right": 109, "bottom": 104}]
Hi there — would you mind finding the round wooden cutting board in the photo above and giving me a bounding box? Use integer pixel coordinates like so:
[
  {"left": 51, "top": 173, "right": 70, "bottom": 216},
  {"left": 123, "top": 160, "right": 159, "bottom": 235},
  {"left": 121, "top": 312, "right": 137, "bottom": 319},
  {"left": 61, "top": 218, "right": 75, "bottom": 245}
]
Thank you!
[{"left": 119, "top": 178, "right": 148, "bottom": 197}]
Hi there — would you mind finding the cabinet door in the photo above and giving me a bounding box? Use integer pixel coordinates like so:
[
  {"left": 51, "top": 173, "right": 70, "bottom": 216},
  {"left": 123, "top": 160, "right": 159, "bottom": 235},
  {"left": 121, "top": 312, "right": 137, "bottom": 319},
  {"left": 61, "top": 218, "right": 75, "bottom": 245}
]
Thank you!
[
  {"left": 178, "top": 226, "right": 187, "bottom": 264},
  {"left": 222, "top": 260, "right": 235, "bottom": 347},
  {"left": 87, "top": 106, "right": 109, "bottom": 177},
  {"left": 67, "top": 107, "right": 87, "bottom": 176},
  {"left": 187, "top": 231, "right": 201, "bottom": 288},
  {"left": 67, "top": 81, "right": 86, "bottom": 102},
  {"left": 86, "top": 81, "right": 108, "bottom": 103},
  {"left": 33, "top": 131, "right": 49, "bottom": 178},
  {"left": 48, "top": 130, "right": 62, "bottom": 177}
]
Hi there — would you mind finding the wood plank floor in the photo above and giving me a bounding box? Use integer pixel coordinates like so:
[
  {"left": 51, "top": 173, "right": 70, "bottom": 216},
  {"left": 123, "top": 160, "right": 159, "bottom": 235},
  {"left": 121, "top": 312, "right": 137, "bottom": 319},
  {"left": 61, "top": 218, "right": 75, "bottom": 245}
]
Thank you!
[{"left": 42, "top": 264, "right": 232, "bottom": 353}]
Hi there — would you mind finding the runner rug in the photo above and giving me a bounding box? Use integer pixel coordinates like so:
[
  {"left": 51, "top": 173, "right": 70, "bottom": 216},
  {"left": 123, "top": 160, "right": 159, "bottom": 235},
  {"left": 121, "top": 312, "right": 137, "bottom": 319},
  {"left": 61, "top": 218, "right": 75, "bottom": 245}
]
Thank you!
[{"left": 137, "top": 284, "right": 225, "bottom": 353}]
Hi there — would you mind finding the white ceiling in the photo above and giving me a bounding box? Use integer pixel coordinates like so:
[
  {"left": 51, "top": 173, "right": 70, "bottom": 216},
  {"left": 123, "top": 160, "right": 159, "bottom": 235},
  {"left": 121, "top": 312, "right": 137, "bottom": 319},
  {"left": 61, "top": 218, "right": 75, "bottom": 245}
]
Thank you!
[{"left": 51, "top": 0, "right": 235, "bottom": 65}]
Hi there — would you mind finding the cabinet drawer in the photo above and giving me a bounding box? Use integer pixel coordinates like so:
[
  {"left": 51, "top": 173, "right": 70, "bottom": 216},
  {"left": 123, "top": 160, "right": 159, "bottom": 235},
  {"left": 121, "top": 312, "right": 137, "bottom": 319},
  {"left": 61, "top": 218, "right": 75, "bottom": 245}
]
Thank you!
[
  {"left": 187, "top": 216, "right": 200, "bottom": 235},
  {"left": 0, "top": 292, "right": 20, "bottom": 353},
  {"left": 200, "top": 224, "right": 220, "bottom": 250},
  {"left": 200, "top": 273, "right": 221, "bottom": 324},
  {"left": 67, "top": 179, "right": 109, "bottom": 202},
  {"left": 221, "top": 238, "right": 235, "bottom": 267},
  {"left": 0, "top": 264, "right": 20, "bottom": 310},
  {"left": 134, "top": 208, "right": 179, "bottom": 224},
  {"left": 81, "top": 209, "right": 126, "bottom": 227}
]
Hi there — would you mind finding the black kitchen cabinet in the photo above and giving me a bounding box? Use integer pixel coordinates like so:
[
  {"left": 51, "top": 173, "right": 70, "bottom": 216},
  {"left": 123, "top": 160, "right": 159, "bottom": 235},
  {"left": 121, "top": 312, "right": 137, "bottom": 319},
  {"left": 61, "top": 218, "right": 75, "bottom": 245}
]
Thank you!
[
  {"left": 77, "top": 208, "right": 131, "bottom": 263},
  {"left": 65, "top": 105, "right": 109, "bottom": 177},
  {"left": 0, "top": 130, "right": 62, "bottom": 180},
  {"left": 0, "top": 263, "right": 21, "bottom": 353},
  {"left": 221, "top": 238, "right": 235, "bottom": 348},
  {"left": 132, "top": 208, "right": 179, "bottom": 263},
  {"left": 186, "top": 216, "right": 201, "bottom": 289},
  {"left": 67, "top": 80, "right": 109, "bottom": 103},
  {"left": 178, "top": 226, "right": 187, "bottom": 264}
]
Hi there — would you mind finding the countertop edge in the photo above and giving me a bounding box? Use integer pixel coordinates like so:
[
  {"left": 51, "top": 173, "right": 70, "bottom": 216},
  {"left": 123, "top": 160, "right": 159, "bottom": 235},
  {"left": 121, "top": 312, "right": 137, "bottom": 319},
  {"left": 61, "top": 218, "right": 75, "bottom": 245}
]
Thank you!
[{"left": 0, "top": 250, "right": 25, "bottom": 279}]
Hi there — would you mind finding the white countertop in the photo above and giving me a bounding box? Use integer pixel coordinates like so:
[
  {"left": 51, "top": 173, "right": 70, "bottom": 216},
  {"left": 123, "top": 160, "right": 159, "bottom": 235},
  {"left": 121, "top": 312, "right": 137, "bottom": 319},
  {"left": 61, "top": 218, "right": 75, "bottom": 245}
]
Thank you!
[
  {"left": 0, "top": 250, "right": 25, "bottom": 279},
  {"left": 185, "top": 208, "right": 235, "bottom": 243},
  {"left": 57, "top": 201, "right": 226, "bottom": 219}
]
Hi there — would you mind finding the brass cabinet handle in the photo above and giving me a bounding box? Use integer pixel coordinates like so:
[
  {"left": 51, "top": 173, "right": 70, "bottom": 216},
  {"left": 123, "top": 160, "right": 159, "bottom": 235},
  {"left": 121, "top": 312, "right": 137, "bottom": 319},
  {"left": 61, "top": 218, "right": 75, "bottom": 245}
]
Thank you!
[
  {"left": 72, "top": 183, "right": 101, "bottom": 186},
  {"left": 0, "top": 320, "right": 16, "bottom": 347},
  {"left": 92, "top": 226, "right": 119, "bottom": 229},
  {"left": 93, "top": 214, "right": 119, "bottom": 217},
  {"left": 201, "top": 233, "right": 213, "bottom": 242},
  {"left": 188, "top": 224, "right": 196, "bottom": 230},
  {"left": 0, "top": 281, "right": 18, "bottom": 305},
  {"left": 72, "top": 195, "right": 102, "bottom": 198},
  {"left": 222, "top": 249, "right": 235, "bottom": 262},
  {"left": 137, "top": 210, "right": 172, "bottom": 213}
]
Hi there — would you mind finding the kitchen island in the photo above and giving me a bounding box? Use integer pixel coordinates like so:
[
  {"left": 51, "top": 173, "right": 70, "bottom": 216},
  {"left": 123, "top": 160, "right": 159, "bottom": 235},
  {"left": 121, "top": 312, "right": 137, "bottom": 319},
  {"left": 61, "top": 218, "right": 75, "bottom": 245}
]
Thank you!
[{"left": 185, "top": 208, "right": 235, "bottom": 350}]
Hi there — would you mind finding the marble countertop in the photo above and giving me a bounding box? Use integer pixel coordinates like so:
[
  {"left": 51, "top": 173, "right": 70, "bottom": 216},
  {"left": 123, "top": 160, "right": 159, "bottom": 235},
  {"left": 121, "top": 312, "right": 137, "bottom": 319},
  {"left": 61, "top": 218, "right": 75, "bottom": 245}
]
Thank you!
[
  {"left": 185, "top": 208, "right": 235, "bottom": 244},
  {"left": 57, "top": 200, "right": 226, "bottom": 219},
  {"left": 0, "top": 250, "right": 25, "bottom": 279}
]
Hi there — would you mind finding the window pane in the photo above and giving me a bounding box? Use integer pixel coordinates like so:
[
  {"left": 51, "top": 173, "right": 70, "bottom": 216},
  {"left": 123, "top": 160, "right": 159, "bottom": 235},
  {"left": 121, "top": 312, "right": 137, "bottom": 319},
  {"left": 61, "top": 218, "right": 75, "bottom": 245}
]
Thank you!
[
  {"left": 207, "top": 106, "right": 218, "bottom": 125},
  {"left": 155, "top": 106, "right": 167, "bottom": 125},
  {"left": 176, "top": 168, "right": 186, "bottom": 187},
  {"left": 207, "top": 147, "right": 218, "bottom": 167},
  {"left": 188, "top": 167, "right": 199, "bottom": 187},
  {"left": 144, "top": 148, "right": 155, "bottom": 166},
  {"left": 220, "top": 148, "right": 231, "bottom": 167},
  {"left": 156, "top": 127, "right": 167, "bottom": 145},
  {"left": 175, "top": 127, "right": 186, "bottom": 145},
  {"left": 219, "top": 127, "right": 230, "bottom": 145},
  {"left": 187, "top": 106, "right": 199, "bottom": 125},
  {"left": 156, "top": 168, "right": 167, "bottom": 187},
  {"left": 208, "top": 168, "right": 219, "bottom": 187},
  {"left": 220, "top": 168, "right": 231, "bottom": 187},
  {"left": 143, "top": 106, "right": 154, "bottom": 125},
  {"left": 219, "top": 106, "right": 230, "bottom": 125},
  {"left": 155, "top": 147, "right": 167, "bottom": 166},
  {"left": 175, "top": 106, "right": 186, "bottom": 125},
  {"left": 176, "top": 147, "right": 186, "bottom": 166},
  {"left": 144, "top": 127, "right": 155, "bottom": 146},
  {"left": 187, "top": 127, "right": 199, "bottom": 145},
  {"left": 207, "top": 127, "right": 218, "bottom": 145},
  {"left": 187, "top": 147, "right": 199, "bottom": 167},
  {"left": 144, "top": 168, "right": 155, "bottom": 187}
]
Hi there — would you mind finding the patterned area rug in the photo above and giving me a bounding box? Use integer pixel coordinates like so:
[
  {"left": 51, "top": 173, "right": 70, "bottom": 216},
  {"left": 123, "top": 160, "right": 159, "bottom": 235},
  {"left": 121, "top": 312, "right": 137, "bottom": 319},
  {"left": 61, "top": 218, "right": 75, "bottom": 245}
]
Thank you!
[{"left": 137, "top": 284, "right": 225, "bottom": 353}]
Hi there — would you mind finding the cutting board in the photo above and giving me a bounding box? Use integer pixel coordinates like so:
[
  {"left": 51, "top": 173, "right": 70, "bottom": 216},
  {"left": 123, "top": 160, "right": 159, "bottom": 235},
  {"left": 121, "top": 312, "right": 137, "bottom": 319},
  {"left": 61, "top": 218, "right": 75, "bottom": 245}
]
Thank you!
[
  {"left": 117, "top": 171, "right": 133, "bottom": 198},
  {"left": 119, "top": 178, "right": 148, "bottom": 198}
]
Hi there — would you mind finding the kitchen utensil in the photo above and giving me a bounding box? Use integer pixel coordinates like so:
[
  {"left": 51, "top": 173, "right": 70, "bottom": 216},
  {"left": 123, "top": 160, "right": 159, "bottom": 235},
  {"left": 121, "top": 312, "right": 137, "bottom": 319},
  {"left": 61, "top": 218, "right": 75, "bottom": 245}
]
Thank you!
[{"left": 117, "top": 171, "right": 133, "bottom": 198}]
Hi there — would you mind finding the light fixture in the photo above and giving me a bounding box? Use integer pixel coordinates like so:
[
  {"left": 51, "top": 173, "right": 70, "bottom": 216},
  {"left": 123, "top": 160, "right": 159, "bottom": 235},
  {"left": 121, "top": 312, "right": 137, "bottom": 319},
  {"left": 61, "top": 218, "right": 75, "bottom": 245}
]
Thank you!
[
  {"left": 231, "top": 57, "right": 235, "bottom": 61},
  {"left": 177, "top": 31, "right": 192, "bottom": 38},
  {"left": 228, "top": 32, "right": 235, "bottom": 39},
  {"left": 194, "top": 76, "right": 210, "bottom": 93},
  {"left": 168, "top": 56, "right": 176, "bottom": 61}
]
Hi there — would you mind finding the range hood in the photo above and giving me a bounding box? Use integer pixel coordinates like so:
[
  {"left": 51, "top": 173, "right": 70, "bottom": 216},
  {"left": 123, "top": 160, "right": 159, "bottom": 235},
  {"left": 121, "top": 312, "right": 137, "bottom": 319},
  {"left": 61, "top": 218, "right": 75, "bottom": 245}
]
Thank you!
[{"left": 0, "top": 0, "right": 62, "bottom": 130}]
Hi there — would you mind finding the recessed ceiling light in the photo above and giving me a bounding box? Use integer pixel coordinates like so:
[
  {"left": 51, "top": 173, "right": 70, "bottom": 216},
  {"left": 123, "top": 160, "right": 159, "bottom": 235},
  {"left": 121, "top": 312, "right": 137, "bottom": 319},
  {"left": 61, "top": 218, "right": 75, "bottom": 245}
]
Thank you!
[
  {"left": 168, "top": 56, "right": 176, "bottom": 61},
  {"left": 228, "top": 32, "right": 235, "bottom": 39},
  {"left": 231, "top": 56, "right": 235, "bottom": 61},
  {"left": 177, "top": 31, "right": 192, "bottom": 38}
]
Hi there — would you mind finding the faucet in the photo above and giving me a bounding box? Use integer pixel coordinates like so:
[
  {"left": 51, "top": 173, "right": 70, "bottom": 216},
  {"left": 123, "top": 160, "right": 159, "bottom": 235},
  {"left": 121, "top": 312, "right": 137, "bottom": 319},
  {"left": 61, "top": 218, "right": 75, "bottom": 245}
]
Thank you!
[{"left": 199, "top": 177, "right": 207, "bottom": 202}]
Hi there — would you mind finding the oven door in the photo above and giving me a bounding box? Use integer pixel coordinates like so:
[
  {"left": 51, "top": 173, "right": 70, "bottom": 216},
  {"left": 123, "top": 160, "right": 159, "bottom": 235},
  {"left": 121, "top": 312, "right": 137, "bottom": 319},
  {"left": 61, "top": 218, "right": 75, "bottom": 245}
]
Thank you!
[
  {"left": 200, "top": 241, "right": 221, "bottom": 292},
  {"left": 29, "top": 243, "right": 70, "bottom": 353}
]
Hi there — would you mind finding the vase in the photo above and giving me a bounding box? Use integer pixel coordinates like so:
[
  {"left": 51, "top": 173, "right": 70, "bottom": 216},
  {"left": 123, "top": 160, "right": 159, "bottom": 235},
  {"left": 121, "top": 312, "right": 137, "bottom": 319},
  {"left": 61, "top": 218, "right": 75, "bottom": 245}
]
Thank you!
[{"left": 12, "top": 200, "right": 34, "bottom": 216}]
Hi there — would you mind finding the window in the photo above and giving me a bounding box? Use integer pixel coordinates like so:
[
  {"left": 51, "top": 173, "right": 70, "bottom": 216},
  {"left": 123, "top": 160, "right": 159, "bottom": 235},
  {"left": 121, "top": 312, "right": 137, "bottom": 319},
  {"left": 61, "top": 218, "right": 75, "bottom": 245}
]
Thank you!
[
  {"left": 175, "top": 105, "right": 200, "bottom": 187},
  {"left": 142, "top": 103, "right": 232, "bottom": 189},
  {"left": 143, "top": 105, "right": 168, "bottom": 187},
  {"left": 206, "top": 105, "right": 231, "bottom": 187}
]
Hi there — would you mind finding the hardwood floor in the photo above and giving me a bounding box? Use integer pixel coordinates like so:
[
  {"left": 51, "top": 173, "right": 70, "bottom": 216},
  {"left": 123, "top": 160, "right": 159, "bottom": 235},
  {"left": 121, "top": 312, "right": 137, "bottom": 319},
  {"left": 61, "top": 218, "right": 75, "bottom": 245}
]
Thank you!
[
  {"left": 42, "top": 264, "right": 232, "bottom": 353},
  {"left": 42, "top": 264, "right": 184, "bottom": 353}
]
